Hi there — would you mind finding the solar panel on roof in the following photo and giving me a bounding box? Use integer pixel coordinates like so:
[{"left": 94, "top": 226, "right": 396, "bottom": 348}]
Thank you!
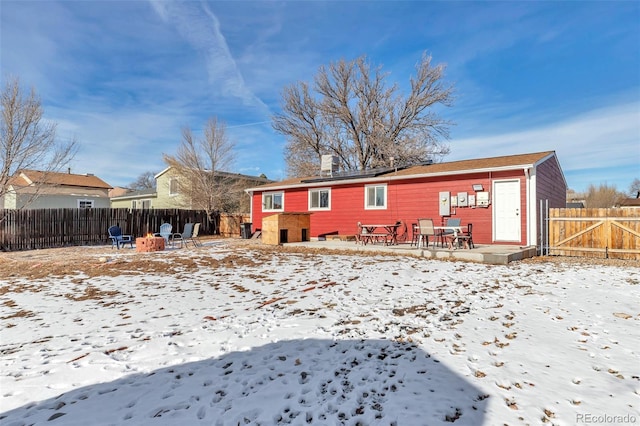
[{"left": 301, "top": 166, "right": 398, "bottom": 183}]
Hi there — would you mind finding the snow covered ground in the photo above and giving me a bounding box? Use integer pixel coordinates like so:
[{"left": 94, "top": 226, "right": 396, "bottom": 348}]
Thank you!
[{"left": 1, "top": 241, "right": 639, "bottom": 425}]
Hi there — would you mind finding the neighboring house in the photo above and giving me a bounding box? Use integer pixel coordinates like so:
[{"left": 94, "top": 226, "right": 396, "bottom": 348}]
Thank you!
[
  {"left": 616, "top": 193, "right": 640, "bottom": 209},
  {"left": 566, "top": 202, "right": 585, "bottom": 208},
  {"left": 110, "top": 188, "right": 157, "bottom": 209},
  {"left": 2, "top": 169, "right": 112, "bottom": 209},
  {"left": 153, "top": 167, "right": 191, "bottom": 209},
  {"left": 246, "top": 151, "right": 567, "bottom": 247},
  {"left": 109, "top": 186, "right": 131, "bottom": 198},
  {"left": 111, "top": 166, "right": 272, "bottom": 210}
]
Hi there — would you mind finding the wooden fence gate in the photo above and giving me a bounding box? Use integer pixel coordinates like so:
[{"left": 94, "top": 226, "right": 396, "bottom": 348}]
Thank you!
[{"left": 547, "top": 208, "right": 640, "bottom": 260}]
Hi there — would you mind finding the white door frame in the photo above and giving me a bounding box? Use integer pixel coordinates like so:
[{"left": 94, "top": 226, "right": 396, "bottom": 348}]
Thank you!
[{"left": 493, "top": 179, "right": 522, "bottom": 242}]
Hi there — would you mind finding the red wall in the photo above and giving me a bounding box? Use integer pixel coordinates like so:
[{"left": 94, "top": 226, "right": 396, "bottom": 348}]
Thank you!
[{"left": 251, "top": 169, "right": 531, "bottom": 246}]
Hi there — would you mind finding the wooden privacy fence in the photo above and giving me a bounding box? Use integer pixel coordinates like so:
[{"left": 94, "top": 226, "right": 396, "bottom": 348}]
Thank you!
[
  {"left": 548, "top": 208, "right": 640, "bottom": 260},
  {"left": 219, "top": 213, "right": 249, "bottom": 237},
  {"left": 0, "top": 208, "right": 241, "bottom": 251}
]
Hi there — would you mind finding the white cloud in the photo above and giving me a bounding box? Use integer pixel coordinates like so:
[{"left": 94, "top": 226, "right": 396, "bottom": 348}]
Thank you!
[
  {"left": 449, "top": 101, "right": 640, "bottom": 191},
  {"left": 52, "top": 105, "right": 186, "bottom": 187},
  {"left": 148, "top": 0, "right": 270, "bottom": 113}
]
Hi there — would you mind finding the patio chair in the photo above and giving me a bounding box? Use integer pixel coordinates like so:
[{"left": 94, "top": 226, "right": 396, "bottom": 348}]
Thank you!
[
  {"left": 438, "top": 218, "right": 461, "bottom": 247},
  {"left": 356, "top": 222, "right": 371, "bottom": 245},
  {"left": 172, "top": 223, "right": 194, "bottom": 248},
  {"left": 189, "top": 222, "right": 202, "bottom": 247},
  {"left": 108, "top": 225, "right": 133, "bottom": 249},
  {"left": 456, "top": 223, "right": 474, "bottom": 249},
  {"left": 410, "top": 223, "right": 420, "bottom": 247},
  {"left": 417, "top": 218, "right": 436, "bottom": 248},
  {"left": 154, "top": 223, "right": 173, "bottom": 246}
]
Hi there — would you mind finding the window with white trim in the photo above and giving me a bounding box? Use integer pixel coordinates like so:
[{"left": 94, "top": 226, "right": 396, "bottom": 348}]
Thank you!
[
  {"left": 78, "top": 199, "right": 94, "bottom": 209},
  {"left": 365, "top": 184, "right": 387, "bottom": 209},
  {"left": 309, "top": 188, "right": 330, "bottom": 210},
  {"left": 132, "top": 199, "right": 152, "bottom": 209},
  {"left": 263, "top": 191, "right": 284, "bottom": 212},
  {"left": 169, "top": 178, "right": 179, "bottom": 196}
]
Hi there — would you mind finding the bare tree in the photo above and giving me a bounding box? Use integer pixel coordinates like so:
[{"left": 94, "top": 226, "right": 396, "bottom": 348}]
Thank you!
[
  {"left": 162, "top": 117, "right": 238, "bottom": 225},
  {"left": 1, "top": 77, "right": 77, "bottom": 216},
  {"left": 628, "top": 178, "right": 640, "bottom": 198},
  {"left": 273, "top": 53, "right": 454, "bottom": 177},
  {"left": 584, "top": 183, "right": 625, "bottom": 208},
  {"left": 128, "top": 171, "right": 157, "bottom": 190}
]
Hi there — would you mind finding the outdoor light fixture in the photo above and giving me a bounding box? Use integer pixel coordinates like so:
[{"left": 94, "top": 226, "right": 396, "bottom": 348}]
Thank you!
[{"left": 472, "top": 184, "right": 484, "bottom": 191}]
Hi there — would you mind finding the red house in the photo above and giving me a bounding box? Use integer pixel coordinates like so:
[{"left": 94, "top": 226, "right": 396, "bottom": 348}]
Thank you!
[{"left": 246, "top": 151, "right": 566, "bottom": 247}]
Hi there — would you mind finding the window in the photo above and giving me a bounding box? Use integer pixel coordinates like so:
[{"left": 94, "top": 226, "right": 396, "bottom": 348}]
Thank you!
[
  {"left": 263, "top": 192, "right": 284, "bottom": 212},
  {"left": 365, "top": 184, "right": 387, "bottom": 209},
  {"left": 169, "top": 178, "right": 179, "bottom": 195},
  {"left": 132, "top": 199, "right": 151, "bottom": 209},
  {"left": 78, "top": 199, "right": 94, "bottom": 209},
  {"left": 309, "top": 188, "right": 331, "bottom": 210}
]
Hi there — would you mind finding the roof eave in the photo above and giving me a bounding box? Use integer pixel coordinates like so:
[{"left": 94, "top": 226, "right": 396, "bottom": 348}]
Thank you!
[
  {"left": 246, "top": 163, "right": 542, "bottom": 192},
  {"left": 111, "top": 192, "right": 158, "bottom": 201}
]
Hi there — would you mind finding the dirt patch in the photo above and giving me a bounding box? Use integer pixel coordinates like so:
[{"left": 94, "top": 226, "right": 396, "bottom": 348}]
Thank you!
[{"left": 0, "top": 238, "right": 637, "bottom": 281}]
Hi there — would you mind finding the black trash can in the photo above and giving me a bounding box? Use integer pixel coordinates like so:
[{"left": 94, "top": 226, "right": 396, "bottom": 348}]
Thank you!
[{"left": 241, "top": 223, "right": 253, "bottom": 239}]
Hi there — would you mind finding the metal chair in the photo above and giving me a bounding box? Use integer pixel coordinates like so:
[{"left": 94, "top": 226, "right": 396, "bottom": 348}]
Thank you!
[
  {"left": 356, "top": 222, "right": 371, "bottom": 245},
  {"left": 108, "top": 225, "right": 133, "bottom": 249},
  {"left": 172, "top": 223, "right": 194, "bottom": 248},
  {"left": 189, "top": 223, "right": 202, "bottom": 247},
  {"left": 417, "top": 218, "right": 436, "bottom": 248},
  {"left": 410, "top": 223, "right": 420, "bottom": 246},
  {"left": 460, "top": 223, "right": 474, "bottom": 249},
  {"left": 438, "top": 218, "right": 461, "bottom": 247}
]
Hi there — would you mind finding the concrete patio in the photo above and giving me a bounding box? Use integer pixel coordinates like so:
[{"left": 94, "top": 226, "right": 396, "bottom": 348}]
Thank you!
[{"left": 285, "top": 238, "right": 538, "bottom": 264}]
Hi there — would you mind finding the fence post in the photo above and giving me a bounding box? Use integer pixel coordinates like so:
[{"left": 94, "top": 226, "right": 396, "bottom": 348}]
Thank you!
[
  {"left": 545, "top": 199, "right": 549, "bottom": 256},
  {"left": 539, "top": 200, "right": 543, "bottom": 255}
]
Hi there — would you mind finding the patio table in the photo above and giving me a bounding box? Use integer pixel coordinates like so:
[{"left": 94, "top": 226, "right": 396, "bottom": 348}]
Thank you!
[{"left": 358, "top": 224, "right": 400, "bottom": 245}]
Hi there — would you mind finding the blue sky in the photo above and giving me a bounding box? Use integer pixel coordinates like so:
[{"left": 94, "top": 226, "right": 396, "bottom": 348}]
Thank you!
[{"left": 1, "top": 1, "right": 639, "bottom": 193}]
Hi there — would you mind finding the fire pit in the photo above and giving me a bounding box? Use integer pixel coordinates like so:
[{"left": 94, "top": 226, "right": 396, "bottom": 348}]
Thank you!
[{"left": 136, "top": 235, "right": 165, "bottom": 252}]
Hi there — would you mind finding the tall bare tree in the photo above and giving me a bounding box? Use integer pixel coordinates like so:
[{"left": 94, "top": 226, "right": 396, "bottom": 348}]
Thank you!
[
  {"left": 1, "top": 77, "right": 77, "bottom": 216},
  {"left": 273, "top": 53, "right": 454, "bottom": 177},
  {"left": 163, "top": 117, "right": 240, "bottom": 225},
  {"left": 628, "top": 178, "right": 640, "bottom": 198},
  {"left": 128, "top": 171, "right": 157, "bottom": 190}
]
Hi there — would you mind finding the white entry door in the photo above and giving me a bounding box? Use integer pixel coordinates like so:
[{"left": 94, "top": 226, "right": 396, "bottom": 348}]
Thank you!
[{"left": 493, "top": 180, "right": 521, "bottom": 242}]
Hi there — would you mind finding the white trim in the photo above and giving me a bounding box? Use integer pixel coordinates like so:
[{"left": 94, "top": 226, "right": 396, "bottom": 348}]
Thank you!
[
  {"left": 77, "top": 199, "right": 94, "bottom": 208},
  {"left": 247, "top": 163, "right": 548, "bottom": 193},
  {"left": 533, "top": 152, "right": 568, "bottom": 189},
  {"left": 308, "top": 187, "right": 331, "bottom": 211},
  {"left": 247, "top": 190, "right": 254, "bottom": 227},
  {"left": 262, "top": 191, "right": 284, "bottom": 212},
  {"left": 525, "top": 167, "right": 536, "bottom": 246},
  {"left": 110, "top": 192, "right": 157, "bottom": 201},
  {"left": 154, "top": 166, "right": 172, "bottom": 179},
  {"left": 364, "top": 183, "right": 387, "bottom": 210},
  {"left": 169, "top": 178, "right": 179, "bottom": 196},
  {"left": 132, "top": 199, "right": 153, "bottom": 209},
  {"left": 492, "top": 179, "right": 522, "bottom": 242}
]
